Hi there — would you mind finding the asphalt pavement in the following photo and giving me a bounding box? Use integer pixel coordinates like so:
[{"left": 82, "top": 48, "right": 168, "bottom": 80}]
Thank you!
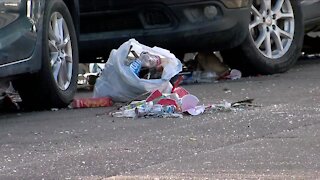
[{"left": 1, "top": 58, "right": 320, "bottom": 179}]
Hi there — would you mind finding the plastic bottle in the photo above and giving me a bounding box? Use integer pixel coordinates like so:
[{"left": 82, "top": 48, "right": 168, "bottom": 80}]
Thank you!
[
  {"left": 150, "top": 104, "right": 163, "bottom": 114},
  {"left": 139, "top": 52, "right": 161, "bottom": 68},
  {"left": 162, "top": 105, "right": 176, "bottom": 114},
  {"left": 130, "top": 59, "right": 142, "bottom": 75},
  {"left": 112, "top": 109, "right": 136, "bottom": 118}
]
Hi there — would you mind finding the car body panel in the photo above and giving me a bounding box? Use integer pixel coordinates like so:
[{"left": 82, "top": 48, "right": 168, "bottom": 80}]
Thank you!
[
  {"left": 78, "top": 0, "right": 220, "bottom": 12},
  {"left": 0, "top": 0, "right": 44, "bottom": 78},
  {"left": 301, "top": 0, "right": 320, "bottom": 31},
  {"left": 0, "top": 0, "right": 36, "bottom": 65},
  {"left": 301, "top": 0, "right": 320, "bottom": 20},
  {"left": 1, "top": 0, "right": 320, "bottom": 78},
  {"left": 78, "top": 0, "right": 251, "bottom": 61}
]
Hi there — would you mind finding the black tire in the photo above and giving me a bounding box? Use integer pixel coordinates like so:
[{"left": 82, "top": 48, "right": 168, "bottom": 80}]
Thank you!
[
  {"left": 13, "top": 0, "right": 78, "bottom": 110},
  {"left": 221, "top": 0, "right": 304, "bottom": 75}
]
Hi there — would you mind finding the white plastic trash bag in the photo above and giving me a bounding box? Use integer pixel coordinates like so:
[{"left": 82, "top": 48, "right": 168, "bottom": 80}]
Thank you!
[{"left": 93, "top": 39, "right": 183, "bottom": 102}]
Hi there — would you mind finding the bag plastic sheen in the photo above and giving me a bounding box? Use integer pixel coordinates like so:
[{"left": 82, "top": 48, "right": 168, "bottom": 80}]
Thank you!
[{"left": 93, "top": 39, "right": 182, "bottom": 102}]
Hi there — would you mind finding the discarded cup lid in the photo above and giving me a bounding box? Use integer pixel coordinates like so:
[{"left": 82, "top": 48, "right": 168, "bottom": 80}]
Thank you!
[
  {"left": 181, "top": 94, "right": 199, "bottom": 112},
  {"left": 186, "top": 106, "right": 205, "bottom": 116}
]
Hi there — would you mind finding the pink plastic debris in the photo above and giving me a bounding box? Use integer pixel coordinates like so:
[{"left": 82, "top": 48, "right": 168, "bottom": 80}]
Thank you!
[
  {"left": 181, "top": 94, "right": 199, "bottom": 112},
  {"left": 186, "top": 106, "right": 205, "bottom": 116},
  {"left": 157, "top": 99, "right": 179, "bottom": 108},
  {"left": 172, "top": 87, "right": 189, "bottom": 98},
  {"left": 146, "top": 90, "right": 162, "bottom": 102},
  {"left": 225, "top": 69, "right": 242, "bottom": 80}
]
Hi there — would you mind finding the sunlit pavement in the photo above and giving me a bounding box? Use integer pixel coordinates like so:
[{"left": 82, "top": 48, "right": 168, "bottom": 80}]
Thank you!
[{"left": 0, "top": 58, "right": 320, "bottom": 179}]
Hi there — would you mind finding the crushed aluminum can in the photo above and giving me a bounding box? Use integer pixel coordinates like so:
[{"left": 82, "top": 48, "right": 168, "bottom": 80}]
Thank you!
[
  {"left": 135, "top": 101, "right": 153, "bottom": 117},
  {"left": 135, "top": 107, "right": 149, "bottom": 118}
]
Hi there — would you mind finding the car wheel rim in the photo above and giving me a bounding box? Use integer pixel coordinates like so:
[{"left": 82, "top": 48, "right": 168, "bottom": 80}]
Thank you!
[
  {"left": 249, "top": 0, "right": 295, "bottom": 59},
  {"left": 48, "top": 12, "right": 73, "bottom": 91}
]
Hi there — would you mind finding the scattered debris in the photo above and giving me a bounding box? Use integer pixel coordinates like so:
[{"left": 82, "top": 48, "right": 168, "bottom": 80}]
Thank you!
[
  {"left": 78, "top": 73, "right": 99, "bottom": 89},
  {"left": 180, "top": 52, "right": 242, "bottom": 84},
  {"left": 110, "top": 81, "right": 258, "bottom": 119},
  {"left": 220, "top": 69, "right": 242, "bottom": 80},
  {"left": 78, "top": 63, "right": 104, "bottom": 89},
  {"left": 223, "top": 88, "right": 232, "bottom": 93},
  {"left": 205, "top": 98, "right": 259, "bottom": 113},
  {"left": 0, "top": 93, "right": 20, "bottom": 112},
  {"left": 0, "top": 81, "right": 21, "bottom": 112},
  {"left": 195, "top": 52, "right": 230, "bottom": 77}
]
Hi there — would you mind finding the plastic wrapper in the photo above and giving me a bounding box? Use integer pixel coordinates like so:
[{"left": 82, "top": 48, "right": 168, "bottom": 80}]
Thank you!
[{"left": 71, "top": 97, "right": 113, "bottom": 109}]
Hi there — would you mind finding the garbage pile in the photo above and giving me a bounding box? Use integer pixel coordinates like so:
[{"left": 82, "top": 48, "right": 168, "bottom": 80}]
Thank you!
[
  {"left": 93, "top": 39, "right": 182, "bottom": 102},
  {"left": 70, "top": 39, "right": 256, "bottom": 118},
  {"left": 78, "top": 51, "right": 242, "bottom": 89}
]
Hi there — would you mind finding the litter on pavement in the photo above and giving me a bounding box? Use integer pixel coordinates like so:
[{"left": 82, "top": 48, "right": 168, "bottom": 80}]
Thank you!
[
  {"left": 71, "top": 97, "right": 113, "bottom": 109},
  {"left": 70, "top": 39, "right": 252, "bottom": 118},
  {"left": 0, "top": 82, "right": 21, "bottom": 112},
  {"left": 108, "top": 71, "right": 257, "bottom": 119},
  {"left": 0, "top": 92, "right": 20, "bottom": 112},
  {"left": 110, "top": 86, "right": 258, "bottom": 118},
  {"left": 181, "top": 52, "right": 242, "bottom": 84},
  {"left": 77, "top": 63, "right": 104, "bottom": 90}
]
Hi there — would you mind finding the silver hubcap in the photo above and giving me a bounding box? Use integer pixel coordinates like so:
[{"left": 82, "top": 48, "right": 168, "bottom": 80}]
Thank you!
[
  {"left": 250, "top": 0, "right": 295, "bottom": 59},
  {"left": 48, "top": 12, "right": 73, "bottom": 91}
]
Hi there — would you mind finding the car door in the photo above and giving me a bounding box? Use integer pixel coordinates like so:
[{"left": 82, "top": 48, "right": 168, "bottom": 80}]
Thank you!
[{"left": 0, "top": 0, "right": 39, "bottom": 66}]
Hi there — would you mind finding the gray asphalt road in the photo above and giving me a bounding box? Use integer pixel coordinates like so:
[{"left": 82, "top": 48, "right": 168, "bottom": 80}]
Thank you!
[{"left": 1, "top": 59, "right": 320, "bottom": 179}]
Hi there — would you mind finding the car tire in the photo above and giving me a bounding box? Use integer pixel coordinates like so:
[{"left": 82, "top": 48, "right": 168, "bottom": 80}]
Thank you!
[
  {"left": 13, "top": 0, "right": 78, "bottom": 110},
  {"left": 221, "top": 0, "right": 304, "bottom": 75}
]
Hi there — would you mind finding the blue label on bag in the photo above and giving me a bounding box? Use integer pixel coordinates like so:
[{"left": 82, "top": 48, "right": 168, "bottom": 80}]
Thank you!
[{"left": 130, "top": 59, "right": 142, "bottom": 75}]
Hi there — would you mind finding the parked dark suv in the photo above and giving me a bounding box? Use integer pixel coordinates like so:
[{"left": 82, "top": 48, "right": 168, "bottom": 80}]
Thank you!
[{"left": 1, "top": 0, "right": 320, "bottom": 109}]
